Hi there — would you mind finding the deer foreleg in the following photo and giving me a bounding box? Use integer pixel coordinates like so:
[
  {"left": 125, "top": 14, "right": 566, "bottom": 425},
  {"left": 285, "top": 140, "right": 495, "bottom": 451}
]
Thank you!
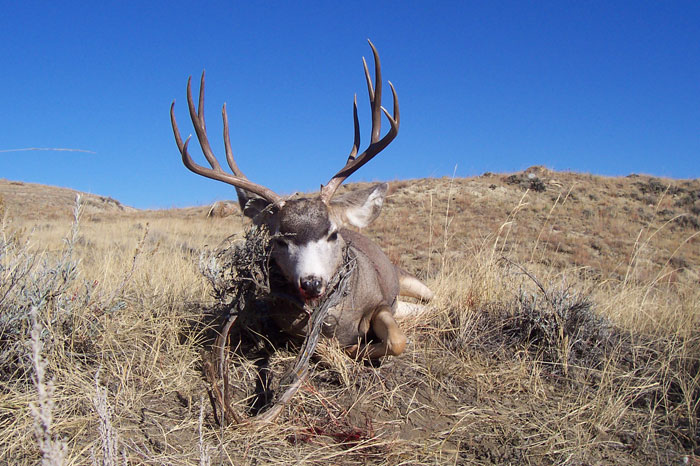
[
  {"left": 346, "top": 307, "right": 407, "bottom": 359},
  {"left": 371, "top": 308, "right": 407, "bottom": 357}
]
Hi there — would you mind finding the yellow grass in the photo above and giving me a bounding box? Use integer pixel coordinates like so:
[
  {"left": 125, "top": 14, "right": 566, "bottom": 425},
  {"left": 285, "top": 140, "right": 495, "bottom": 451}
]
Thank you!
[{"left": 1, "top": 169, "right": 698, "bottom": 464}]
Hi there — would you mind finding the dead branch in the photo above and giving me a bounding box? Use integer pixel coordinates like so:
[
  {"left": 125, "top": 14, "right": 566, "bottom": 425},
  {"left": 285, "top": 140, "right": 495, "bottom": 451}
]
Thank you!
[{"left": 202, "top": 227, "right": 356, "bottom": 426}]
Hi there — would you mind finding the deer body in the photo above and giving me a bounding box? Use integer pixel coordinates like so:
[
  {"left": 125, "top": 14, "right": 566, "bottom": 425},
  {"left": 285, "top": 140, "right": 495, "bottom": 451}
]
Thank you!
[
  {"left": 268, "top": 227, "right": 402, "bottom": 353},
  {"left": 237, "top": 183, "right": 429, "bottom": 358},
  {"left": 171, "top": 41, "right": 432, "bottom": 358}
]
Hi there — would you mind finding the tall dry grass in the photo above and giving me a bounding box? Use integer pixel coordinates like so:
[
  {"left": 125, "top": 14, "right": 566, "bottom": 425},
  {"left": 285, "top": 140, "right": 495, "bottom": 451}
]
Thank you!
[{"left": 0, "top": 173, "right": 698, "bottom": 464}]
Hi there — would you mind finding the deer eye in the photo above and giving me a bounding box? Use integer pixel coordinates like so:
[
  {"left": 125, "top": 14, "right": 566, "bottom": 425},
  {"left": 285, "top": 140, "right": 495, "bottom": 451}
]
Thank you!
[{"left": 328, "top": 231, "right": 338, "bottom": 241}]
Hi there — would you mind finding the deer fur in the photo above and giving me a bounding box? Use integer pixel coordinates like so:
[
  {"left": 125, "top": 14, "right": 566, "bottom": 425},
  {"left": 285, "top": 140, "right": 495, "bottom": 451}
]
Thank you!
[
  {"left": 171, "top": 40, "right": 433, "bottom": 358},
  {"left": 237, "top": 183, "right": 433, "bottom": 358}
]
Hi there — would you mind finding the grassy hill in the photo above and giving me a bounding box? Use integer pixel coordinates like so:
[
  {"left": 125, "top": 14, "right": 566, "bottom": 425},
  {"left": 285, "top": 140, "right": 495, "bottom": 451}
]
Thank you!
[
  {"left": 0, "top": 178, "right": 136, "bottom": 220},
  {"left": 1, "top": 169, "right": 698, "bottom": 464}
]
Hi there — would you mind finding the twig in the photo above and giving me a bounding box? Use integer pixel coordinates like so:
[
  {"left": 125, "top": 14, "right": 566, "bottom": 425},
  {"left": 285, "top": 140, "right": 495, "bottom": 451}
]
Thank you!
[
  {"left": 500, "top": 256, "right": 552, "bottom": 305},
  {"left": 207, "top": 243, "right": 357, "bottom": 425},
  {"left": 257, "top": 248, "right": 356, "bottom": 423}
]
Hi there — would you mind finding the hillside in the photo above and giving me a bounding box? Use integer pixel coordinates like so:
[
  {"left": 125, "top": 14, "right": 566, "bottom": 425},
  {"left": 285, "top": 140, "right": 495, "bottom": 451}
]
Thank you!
[
  {"left": 376, "top": 166, "right": 700, "bottom": 282},
  {"left": 1, "top": 168, "right": 698, "bottom": 465},
  {"left": 8, "top": 165, "right": 698, "bottom": 280},
  {"left": 0, "top": 178, "right": 136, "bottom": 220}
]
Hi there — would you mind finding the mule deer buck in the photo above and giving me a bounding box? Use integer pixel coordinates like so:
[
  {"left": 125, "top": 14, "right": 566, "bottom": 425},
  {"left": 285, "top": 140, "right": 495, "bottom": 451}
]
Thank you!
[{"left": 171, "top": 40, "right": 432, "bottom": 359}]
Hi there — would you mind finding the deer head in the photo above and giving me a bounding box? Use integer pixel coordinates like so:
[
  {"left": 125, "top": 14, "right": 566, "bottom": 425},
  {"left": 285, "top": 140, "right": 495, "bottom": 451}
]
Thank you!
[{"left": 170, "top": 40, "right": 399, "bottom": 301}]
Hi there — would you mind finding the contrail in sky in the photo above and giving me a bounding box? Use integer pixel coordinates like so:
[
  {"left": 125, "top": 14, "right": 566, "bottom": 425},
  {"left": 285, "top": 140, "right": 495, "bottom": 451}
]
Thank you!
[{"left": 0, "top": 147, "right": 96, "bottom": 154}]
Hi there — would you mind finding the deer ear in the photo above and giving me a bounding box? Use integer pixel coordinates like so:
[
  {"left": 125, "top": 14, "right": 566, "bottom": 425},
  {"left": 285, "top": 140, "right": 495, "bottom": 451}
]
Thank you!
[
  {"left": 236, "top": 187, "right": 272, "bottom": 219},
  {"left": 330, "top": 182, "right": 388, "bottom": 229}
]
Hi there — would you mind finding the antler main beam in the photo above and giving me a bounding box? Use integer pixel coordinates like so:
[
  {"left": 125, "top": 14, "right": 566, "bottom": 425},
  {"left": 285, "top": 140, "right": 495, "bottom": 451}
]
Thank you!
[
  {"left": 320, "top": 40, "right": 400, "bottom": 204},
  {"left": 170, "top": 72, "right": 282, "bottom": 204}
]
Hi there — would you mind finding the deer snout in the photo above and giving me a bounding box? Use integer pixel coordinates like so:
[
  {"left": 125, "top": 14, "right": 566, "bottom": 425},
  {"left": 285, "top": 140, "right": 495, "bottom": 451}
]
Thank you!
[{"left": 299, "top": 276, "right": 325, "bottom": 299}]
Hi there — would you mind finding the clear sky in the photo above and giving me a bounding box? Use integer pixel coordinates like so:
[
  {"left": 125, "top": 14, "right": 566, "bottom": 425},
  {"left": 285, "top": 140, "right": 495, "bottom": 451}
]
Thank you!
[{"left": 2, "top": 1, "right": 698, "bottom": 209}]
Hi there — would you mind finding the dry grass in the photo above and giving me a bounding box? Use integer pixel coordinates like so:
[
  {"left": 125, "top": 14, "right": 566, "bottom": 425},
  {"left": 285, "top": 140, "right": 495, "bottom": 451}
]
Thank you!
[
  {"left": 0, "top": 168, "right": 698, "bottom": 464},
  {"left": 0, "top": 178, "right": 135, "bottom": 221}
]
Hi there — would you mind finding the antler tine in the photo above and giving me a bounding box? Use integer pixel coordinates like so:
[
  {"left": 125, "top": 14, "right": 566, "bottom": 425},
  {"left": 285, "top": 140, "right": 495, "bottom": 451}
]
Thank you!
[
  {"left": 362, "top": 57, "right": 374, "bottom": 112},
  {"left": 171, "top": 74, "right": 281, "bottom": 204},
  {"left": 197, "top": 72, "right": 206, "bottom": 123},
  {"left": 222, "top": 103, "right": 246, "bottom": 178},
  {"left": 320, "top": 39, "right": 400, "bottom": 204},
  {"left": 348, "top": 95, "right": 361, "bottom": 162},
  {"left": 187, "top": 72, "right": 223, "bottom": 172},
  {"left": 364, "top": 41, "right": 382, "bottom": 144}
]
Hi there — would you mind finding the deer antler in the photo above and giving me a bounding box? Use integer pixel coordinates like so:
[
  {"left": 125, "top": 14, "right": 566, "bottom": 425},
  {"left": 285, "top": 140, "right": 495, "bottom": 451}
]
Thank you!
[
  {"left": 170, "top": 72, "right": 282, "bottom": 204},
  {"left": 320, "top": 39, "right": 400, "bottom": 204}
]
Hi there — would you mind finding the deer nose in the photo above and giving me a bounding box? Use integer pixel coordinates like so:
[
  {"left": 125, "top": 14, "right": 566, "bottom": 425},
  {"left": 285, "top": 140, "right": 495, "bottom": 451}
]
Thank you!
[{"left": 299, "top": 276, "right": 324, "bottom": 298}]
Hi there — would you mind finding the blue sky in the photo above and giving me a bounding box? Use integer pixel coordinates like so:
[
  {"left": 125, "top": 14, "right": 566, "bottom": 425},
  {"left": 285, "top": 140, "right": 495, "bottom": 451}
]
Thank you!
[{"left": 2, "top": 1, "right": 698, "bottom": 209}]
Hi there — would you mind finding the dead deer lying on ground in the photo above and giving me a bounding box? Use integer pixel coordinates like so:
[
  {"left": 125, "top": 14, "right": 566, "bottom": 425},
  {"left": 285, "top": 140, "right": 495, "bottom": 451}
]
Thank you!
[{"left": 171, "top": 40, "right": 432, "bottom": 359}]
